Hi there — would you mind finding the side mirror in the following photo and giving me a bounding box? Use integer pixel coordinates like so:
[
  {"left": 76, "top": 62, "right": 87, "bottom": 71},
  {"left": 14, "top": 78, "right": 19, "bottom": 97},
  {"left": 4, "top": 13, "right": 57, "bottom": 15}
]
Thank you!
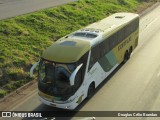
[
  {"left": 30, "top": 61, "right": 39, "bottom": 78},
  {"left": 69, "top": 63, "right": 83, "bottom": 86}
]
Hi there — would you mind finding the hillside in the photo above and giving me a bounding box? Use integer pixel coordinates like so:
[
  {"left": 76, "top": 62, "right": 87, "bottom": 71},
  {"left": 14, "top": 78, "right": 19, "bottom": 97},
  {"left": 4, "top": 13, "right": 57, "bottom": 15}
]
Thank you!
[{"left": 0, "top": 0, "right": 156, "bottom": 98}]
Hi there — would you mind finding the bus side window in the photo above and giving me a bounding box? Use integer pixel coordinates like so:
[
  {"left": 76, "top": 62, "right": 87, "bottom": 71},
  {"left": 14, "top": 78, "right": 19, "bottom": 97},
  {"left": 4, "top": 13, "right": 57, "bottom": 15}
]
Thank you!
[
  {"left": 78, "top": 51, "right": 88, "bottom": 79},
  {"left": 124, "top": 24, "right": 130, "bottom": 38},
  {"left": 117, "top": 28, "right": 124, "bottom": 43},
  {"left": 99, "top": 39, "right": 110, "bottom": 57},
  {"left": 108, "top": 33, "right": 117, "bottom": 50},
  {"left": 133, "top": 18, "right": 139, "bottom": 31},
  {"left": 73, "top": 52, "right": 89, "bottom": 91},
  {"left": 124, "top": 18, "right": 139, "bottom": 38},
  {"left": 88, "top": 56, "right": 94, "bottom": 71},
  {"left": 131, "top": 18, "right": 139, "bottom": 33},
  {"left": 88, "top": 45, "right": 100, "bottom": 71},
  {"left": 74, "top": 69, "right": 82, "bottom": 91}
]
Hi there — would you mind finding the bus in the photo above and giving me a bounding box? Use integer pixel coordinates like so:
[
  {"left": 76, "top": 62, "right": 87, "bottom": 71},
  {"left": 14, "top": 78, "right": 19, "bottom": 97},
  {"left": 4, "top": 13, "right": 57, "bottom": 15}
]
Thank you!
[{"left": 30, "top": 12, "right": 139, "bottom": 110}]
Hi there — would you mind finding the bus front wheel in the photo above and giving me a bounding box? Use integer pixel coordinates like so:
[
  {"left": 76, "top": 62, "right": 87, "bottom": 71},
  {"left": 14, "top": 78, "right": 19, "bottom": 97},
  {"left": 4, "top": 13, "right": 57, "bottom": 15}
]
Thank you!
[{"left": 87, "top": 83, "right": 95, "bottom": 99}]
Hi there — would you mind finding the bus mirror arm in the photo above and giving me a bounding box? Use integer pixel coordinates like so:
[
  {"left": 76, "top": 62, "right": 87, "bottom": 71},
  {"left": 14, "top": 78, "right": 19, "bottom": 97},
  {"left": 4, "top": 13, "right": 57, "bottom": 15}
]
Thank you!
[
  {"left": 30, "top": 61, "right": 39, "bottom": 78},
  {"left": 69, "top": 63, "right": 83, "bottom": 86}
]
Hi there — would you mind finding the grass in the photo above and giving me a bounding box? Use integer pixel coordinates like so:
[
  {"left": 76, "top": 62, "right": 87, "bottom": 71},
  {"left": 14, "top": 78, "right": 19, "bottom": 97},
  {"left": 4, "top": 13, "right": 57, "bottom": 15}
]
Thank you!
[
  {"left": 0, "top": 89, "right": 7, "bottom": 98},
  {"left": 0, "top": 0, "right": 157, "bottom": 98}
]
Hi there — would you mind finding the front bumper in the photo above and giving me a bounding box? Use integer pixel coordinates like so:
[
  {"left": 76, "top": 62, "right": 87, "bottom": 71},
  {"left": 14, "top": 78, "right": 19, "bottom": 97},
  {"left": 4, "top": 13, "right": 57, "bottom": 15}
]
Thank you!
[{"left": 39, "top": 96, "right": 78, "bottom": 110}]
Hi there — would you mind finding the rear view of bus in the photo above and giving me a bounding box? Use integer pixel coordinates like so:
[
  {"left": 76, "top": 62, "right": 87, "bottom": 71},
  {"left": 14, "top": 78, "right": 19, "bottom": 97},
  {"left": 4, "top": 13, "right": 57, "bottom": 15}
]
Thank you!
[{"left": 30, "top": 13, "right": 139, "bottom": 110}]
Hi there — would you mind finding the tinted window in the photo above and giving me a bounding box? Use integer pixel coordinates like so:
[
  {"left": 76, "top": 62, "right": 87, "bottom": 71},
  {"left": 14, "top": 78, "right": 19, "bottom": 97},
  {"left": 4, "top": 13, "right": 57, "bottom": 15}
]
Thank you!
[
  {"left": 108, "top": 33, "right": 117, "bottom": 50},
  {"left": 88, "top": 45, "right": 100, "bottom": 70},
  {"left": 117, "top": 28, "right": 125, "bottom": 43},
  {"left": 124, "top": 18, "right": 139, "bottom": 38},
  {"left": 99, "top": 39, "right": 109, "bottom": 57}
]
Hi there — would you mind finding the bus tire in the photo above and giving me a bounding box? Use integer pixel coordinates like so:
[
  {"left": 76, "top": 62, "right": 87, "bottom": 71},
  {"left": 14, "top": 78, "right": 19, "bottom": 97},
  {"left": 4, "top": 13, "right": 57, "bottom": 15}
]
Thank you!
[
  {"left": 128, "top": 46, "right": 133, "bottom": 59},
  {"left": 123, "top": 51, "right": 129, "bottom": 63},
  {"left": 87, "top": 83, "right": 95, "bottom": 99}
]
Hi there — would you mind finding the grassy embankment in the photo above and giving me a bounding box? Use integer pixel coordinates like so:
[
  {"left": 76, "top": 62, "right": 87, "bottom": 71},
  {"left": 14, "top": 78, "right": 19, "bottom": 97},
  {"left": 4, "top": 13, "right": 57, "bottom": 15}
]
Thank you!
[{"left": 0, "top": 0, "right": 156, "bottom": 98}]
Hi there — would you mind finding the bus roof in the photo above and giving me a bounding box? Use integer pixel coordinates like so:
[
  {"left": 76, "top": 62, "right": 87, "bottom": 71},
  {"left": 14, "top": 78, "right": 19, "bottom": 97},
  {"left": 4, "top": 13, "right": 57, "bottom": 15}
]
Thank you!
[
  {"left": 42, "top": 13, "right": 139, "bottom": 63},
  {"left": 85, "top": 12, "right": 139, "bottom": 32},
  {"left": 42, "top": 39, "right": 90, "bottom": 63},
  {"left": 67, "top": 12, "right": 139, "bottom": 46}
]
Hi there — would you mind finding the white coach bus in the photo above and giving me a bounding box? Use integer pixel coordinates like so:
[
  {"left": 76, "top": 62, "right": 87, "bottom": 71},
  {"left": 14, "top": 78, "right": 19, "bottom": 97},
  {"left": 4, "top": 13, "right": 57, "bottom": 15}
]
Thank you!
[{"left": 30, "top": 13, "right": 139, "bottom": 110}]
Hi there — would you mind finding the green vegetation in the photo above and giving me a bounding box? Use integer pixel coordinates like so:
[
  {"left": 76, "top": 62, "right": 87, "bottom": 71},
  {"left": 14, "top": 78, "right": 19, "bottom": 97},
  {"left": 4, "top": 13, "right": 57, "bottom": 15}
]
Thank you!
[
  {"left": 0, "top": 0, "right": 156, "bottom": 98},
  {"left": 0, "top": 89, "right": 7, "bottom": 98}
]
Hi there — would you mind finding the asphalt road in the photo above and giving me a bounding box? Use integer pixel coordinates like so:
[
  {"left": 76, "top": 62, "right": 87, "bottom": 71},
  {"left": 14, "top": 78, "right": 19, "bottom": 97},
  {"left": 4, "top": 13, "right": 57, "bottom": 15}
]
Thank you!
[
  {"left": 0, "top": 0, "right": 77, "bottom": 20},
  {"left": 1, "top": 3, "right": 160, "bottom": 120},
  {"left": 73, "top": 3, "right": 160, "bottom": 120}
]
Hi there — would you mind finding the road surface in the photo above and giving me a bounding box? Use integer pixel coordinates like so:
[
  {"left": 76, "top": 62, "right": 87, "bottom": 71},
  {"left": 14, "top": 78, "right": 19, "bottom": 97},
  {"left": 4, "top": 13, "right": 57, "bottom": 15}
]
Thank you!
[
  {"left": 0, "top": 0, "right": 77, "bottom": 20},
  {"left": 1, "top": 2, "right": 160, "bottom": 120}
]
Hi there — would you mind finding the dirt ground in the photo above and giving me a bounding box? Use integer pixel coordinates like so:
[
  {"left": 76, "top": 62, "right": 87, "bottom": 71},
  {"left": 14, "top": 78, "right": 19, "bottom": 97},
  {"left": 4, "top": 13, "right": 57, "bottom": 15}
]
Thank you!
[{"left": 0, "top": 81, "right": 37, "bottom": 111}]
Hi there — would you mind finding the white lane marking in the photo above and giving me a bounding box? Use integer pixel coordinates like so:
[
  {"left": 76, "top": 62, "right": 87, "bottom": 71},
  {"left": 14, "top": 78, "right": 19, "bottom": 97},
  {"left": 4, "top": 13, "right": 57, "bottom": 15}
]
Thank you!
[
  {"left": 146, "top": 18, "right": 159, "bottom": 29},
  {"left": 140, "top": 14, "right": 160, "bottom": 33}
]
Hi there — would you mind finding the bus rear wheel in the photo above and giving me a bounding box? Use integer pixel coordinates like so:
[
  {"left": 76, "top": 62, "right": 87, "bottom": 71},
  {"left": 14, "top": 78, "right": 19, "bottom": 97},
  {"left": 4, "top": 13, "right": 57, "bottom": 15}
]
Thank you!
[
  {"left": 87, "top": 83, "right": 95, "bottom": 99},
  {"left": 128, "top": 46, "right": 133, "bottom": 59},
  {"left": 123, "top": 51, "right": 129, "bottom": 63}
]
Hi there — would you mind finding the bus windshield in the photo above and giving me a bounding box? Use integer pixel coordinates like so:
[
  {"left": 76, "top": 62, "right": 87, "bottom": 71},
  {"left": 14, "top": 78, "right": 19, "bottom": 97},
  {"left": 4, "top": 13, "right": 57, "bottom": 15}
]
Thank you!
[{"left": 38, "top": 59, "right": 76, "bottom": 99}]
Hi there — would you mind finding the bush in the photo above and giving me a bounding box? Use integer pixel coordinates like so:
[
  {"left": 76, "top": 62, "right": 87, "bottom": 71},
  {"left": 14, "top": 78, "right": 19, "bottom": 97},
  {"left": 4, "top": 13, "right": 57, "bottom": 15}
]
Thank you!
[{"left": 0, "top": 89, "right": 7, "bottom": 98}]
